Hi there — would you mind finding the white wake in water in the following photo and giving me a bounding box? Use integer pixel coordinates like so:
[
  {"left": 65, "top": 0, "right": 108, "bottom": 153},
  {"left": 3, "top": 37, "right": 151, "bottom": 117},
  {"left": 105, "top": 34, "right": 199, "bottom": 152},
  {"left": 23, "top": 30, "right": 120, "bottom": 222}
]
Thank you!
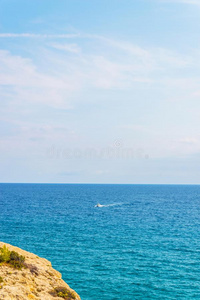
[{"left": 95, "top": 202, "right": 124, "bottom": 208}]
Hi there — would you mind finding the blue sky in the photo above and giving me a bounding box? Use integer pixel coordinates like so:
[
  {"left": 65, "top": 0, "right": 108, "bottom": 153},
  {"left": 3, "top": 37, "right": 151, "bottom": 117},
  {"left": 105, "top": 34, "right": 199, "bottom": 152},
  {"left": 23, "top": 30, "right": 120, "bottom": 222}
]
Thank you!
[{"left": 1, "top": 0, "right": 200, "bottom": 183}]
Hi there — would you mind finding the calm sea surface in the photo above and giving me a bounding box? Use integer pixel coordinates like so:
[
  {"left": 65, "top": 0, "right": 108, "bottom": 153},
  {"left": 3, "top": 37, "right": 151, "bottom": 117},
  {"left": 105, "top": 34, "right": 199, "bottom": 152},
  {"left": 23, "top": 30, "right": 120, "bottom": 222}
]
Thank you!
[{"left": 1, "top": 184, "right": 200, "bottom": 299}]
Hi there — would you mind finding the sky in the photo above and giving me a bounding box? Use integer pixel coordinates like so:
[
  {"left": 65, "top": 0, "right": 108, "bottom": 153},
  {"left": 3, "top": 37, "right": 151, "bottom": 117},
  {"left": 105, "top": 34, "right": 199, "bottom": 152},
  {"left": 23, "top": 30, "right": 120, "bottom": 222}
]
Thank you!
[{"left": 1, "top": 0, "right": 200, "bottom": 184}]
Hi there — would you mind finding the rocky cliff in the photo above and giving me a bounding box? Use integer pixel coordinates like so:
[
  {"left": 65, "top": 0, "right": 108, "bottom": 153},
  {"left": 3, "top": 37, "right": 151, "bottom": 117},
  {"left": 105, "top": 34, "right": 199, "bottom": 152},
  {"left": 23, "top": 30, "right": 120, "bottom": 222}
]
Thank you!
[{"left": 0, "top": 242, "right": 81, "bottom": 300}]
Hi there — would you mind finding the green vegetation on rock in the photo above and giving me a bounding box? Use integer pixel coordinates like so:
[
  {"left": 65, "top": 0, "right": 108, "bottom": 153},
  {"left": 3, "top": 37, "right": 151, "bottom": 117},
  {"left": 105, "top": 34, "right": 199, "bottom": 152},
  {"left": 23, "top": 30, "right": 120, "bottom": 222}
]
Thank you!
[
  {"left": 50, "top": 286, "right": 78, "bottom": 299},
  {"left": 0, "top": 245, "right": 25, "bottom": 270}
]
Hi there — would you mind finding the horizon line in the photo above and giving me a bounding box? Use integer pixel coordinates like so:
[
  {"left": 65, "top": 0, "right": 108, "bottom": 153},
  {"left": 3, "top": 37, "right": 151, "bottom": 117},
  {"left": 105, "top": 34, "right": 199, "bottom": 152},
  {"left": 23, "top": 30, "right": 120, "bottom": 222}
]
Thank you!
[{"left": 0, "top": 182, "right": 199, "bottom": 185}]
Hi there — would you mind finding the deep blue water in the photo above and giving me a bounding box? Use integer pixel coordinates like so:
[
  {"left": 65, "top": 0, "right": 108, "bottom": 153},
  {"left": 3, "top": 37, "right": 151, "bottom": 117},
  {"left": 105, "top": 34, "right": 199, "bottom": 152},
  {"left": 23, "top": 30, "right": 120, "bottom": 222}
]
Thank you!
[{"left": 1, "top": 184, "right": 200, "bottom": 299}]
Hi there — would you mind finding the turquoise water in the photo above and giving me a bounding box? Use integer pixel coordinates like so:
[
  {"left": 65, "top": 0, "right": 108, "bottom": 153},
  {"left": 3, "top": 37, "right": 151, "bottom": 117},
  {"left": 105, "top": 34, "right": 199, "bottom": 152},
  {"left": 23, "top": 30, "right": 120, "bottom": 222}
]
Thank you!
[{"left": 1, "top": 184, "right": 200, "bottom": 299}]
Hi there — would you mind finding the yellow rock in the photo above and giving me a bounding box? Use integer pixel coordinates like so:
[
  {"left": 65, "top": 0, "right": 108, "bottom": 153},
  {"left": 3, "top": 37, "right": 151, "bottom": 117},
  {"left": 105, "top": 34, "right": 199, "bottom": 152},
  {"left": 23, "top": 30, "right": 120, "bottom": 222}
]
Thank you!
[
  {"left": 0, "top": 242, "right": 81, "bottom": 300},
  {"left": 28, "top": 294, "right": 36, "bottom": 299}
]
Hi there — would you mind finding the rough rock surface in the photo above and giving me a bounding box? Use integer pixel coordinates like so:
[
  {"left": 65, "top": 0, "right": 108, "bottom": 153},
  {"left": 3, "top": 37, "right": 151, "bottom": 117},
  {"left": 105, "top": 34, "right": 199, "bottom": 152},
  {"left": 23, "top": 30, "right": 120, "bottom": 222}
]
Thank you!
[{"left": 0, "top": 242, "right": 81, "bottom": 300}]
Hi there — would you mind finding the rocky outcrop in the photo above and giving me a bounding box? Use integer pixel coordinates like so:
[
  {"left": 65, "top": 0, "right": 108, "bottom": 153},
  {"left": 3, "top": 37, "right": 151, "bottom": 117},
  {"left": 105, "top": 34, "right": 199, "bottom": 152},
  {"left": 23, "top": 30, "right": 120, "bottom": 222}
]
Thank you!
[{"left": 0, "top": 242, "right": 81, "bottom": 300}]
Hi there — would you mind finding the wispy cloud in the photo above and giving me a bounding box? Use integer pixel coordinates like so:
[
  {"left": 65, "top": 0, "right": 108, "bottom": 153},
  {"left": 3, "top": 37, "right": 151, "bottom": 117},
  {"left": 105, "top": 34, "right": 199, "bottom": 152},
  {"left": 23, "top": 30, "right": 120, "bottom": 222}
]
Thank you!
[
  {"left": 51, "top": 43, "right": 81, "bottom": 53},
  {"left": 0, "top": 33, "right": 80, "bottom": 38},
  {"left": 179, "top": 137, "right": 199, "bottom": 145},
  {"left": 0, "top": 32, "right": 198, "bottom": 111},
  {"left": 157, "top": 0, "right": 200, "bottom": 5},
  {"left": 0, "top": 49, "right": 78, "bottom": 109}
]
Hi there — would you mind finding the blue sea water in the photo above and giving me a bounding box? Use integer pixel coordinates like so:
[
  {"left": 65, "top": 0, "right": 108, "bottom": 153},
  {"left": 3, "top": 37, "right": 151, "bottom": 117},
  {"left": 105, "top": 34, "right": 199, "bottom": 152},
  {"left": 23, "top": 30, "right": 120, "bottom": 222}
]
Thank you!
[{"left": 1, "top": 184, "right": 200, "bottom": 299}]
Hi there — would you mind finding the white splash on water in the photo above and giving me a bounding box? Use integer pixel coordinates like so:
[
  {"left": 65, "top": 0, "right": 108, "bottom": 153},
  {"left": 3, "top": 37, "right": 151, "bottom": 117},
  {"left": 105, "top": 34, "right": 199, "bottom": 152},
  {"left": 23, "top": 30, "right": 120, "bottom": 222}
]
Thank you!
[{"left": 95, "top": 202, "right": 124, "bottom": 208}]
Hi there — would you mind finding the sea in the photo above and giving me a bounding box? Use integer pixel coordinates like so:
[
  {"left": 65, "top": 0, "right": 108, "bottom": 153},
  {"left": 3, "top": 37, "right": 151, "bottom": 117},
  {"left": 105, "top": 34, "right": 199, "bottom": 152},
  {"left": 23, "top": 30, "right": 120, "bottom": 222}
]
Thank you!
[{"left": 0, "top": 183, "right": 200, "bottom": 300}]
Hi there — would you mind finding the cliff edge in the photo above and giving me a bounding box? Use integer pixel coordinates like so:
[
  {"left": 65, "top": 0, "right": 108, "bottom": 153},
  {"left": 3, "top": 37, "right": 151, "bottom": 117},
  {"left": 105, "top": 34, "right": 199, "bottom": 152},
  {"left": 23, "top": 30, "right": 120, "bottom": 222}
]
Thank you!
[{"left": 0, "top": 242, "right": 81, "bottom": 300}]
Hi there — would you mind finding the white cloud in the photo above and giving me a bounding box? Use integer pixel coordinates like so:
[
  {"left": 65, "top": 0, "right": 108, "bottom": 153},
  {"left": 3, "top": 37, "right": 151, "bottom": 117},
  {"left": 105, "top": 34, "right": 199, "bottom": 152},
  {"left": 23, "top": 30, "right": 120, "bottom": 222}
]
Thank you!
[
  {"left": 51, "top": 43, "right": 81, "bottom": 53},
  {"left": 0, "top": 33, "right": 80, "bottom": 38},
  {"left": 0, "top": 32, "right": 198, "bottom": 113},
  {"left": 0, "top": 50, "right": 79, "bottom": 108},
  {"left": 0, "top": 36, "right": 155, "bottom": 107},
  {"left": 157, "top": 0, "right": 200, "bottom": 5},
  {"left": 179, "top": 137, "right": 199, "bottom": 144}
]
